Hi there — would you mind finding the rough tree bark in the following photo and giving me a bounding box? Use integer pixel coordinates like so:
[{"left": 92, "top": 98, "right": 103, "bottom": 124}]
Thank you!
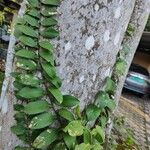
[{"left": 0, "top": 0, "right": 149, "bottom": 149}]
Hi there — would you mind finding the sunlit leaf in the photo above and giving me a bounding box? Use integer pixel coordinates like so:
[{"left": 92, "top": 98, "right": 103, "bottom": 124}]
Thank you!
[
  {"left": 29, "top": 112, "right": 54, "bottom": 129},
  {"left": 41, "top": 0, "right": 60, "bottom": 6},
  {"left": 33, "top": 129, "right": 58, "bottom": 148},
  {"left": 64, "top": 121, "right": 84, "bottom": 137},
  {"left": 41, "top": 17, "right": 57, "bottom": 26}
]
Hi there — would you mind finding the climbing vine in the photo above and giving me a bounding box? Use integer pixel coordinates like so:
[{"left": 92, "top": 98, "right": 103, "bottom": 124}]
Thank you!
[{"left": 11, "top": 0, "right": 129, "bottom": 150}]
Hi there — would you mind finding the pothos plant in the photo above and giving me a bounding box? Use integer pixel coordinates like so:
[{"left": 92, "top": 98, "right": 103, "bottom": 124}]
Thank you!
[{"left": 11, "top": 0, "right": 128, "bottom": 150}]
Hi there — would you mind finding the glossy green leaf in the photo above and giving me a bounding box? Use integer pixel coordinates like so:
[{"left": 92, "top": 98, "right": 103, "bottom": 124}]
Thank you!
[
  {"left": 28, "top": 0, "right": 39, "bottom": 7},
  {"left": 104, "top": 77, "right": 116, "bottom": 94},
  {"left": 17, "top": 74, "right": 40, "bottom": 87},
  {"left": 42, "top": 63, "right": 56, "bottom": 78},
  {"left": 27, "top": 8, "right": 40, "bottom": 18},
  {"left": 58, "top": 108, "right": 74, "bottom": 121},
  {"left": 41, "top": 17, "right": 57, "bottom": 26},
  {"left": 61, "top": 95, "right": 80, "bottom": 107},
  {"left": 39, "top": 50, "right": 54, "bottom": 65},
  {"left": 24, "top": 101, "right": 49, "bottom": 115},
  {"left": 24, "top": 15, "right": 39, "bottom": 27},
  {"left": 16, "top": 58, "right": 37, "bottom": 71},
  {"left": 19, "top": 36, "right": 37, "bottom": 47},
  {"left": 86, "top": 104, "right": 101, "bottom": 121},
  {"left": 17, "top": 87, "right": 44, "bottom": 99},
  {"left": 17, "top": 25, "right": 38, "bottom": 37},
  {"left": 39, "top": 41, "right": 54, "bottom": 52},
  {"left": 114, "top": 59, "right": 127, "bottom": 76},
  {"left": 41, "top": 0, "right": 60, "bottom": 6},
  {"left": 33, "top": 129, "right": 58, "bottom": 149},
  {"left": 29, "top": 112, "right": 54, "bottom": 129},
  {"left": 16, "top": 49, "right": 37, "bottom": 59},
  {"left": 75, "top": 143, "right": 91, "bottom": 150},
  {"left": 11, "top": 124, "right": 26, "bottom": 136},
  {"left": 64, "top": 121, "right": 84, "bottom": 137},
  {"left": 91, "top": 126, "right": 105, "bottom": 144},
  {"left": 41, "top": 6, "right": 57, "bottom": 16},
  {"left": 64, "top": 134, "right": 76, "bottom": 149},
  {"left": 49, "top": 88, "right": 63, "bottom": 103},
  {"left": 41, "top": 28, "right": 59, "bottom": 38}
]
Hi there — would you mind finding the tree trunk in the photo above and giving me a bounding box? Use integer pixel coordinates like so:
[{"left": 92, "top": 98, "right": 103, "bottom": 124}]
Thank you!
[{"left": 0, "top": 0, "right": 149, "bottom": 149}]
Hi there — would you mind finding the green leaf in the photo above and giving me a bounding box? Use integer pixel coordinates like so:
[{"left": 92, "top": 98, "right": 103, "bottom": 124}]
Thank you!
[
  {"left": 99, "top": 116, "right": 107, "bottom": 128},
  {"left": 17, "top": 74, "right": 40, "bottom": 87},
  {"left": 41, "top": 6, "right": 57, "bottom": 16},
  {"left": 64, "top": 134, "right": 76, "bottom": 149},
  {"left": 58, "top": 108, "right": 74, "bottom": 121},
  {"left": 114, "top": 59, "right": 127, "bottom": 76},
  {"left": 41, "top": 0, "right": 60, "bottom": 6},
  {"left": 13, "top": 104, "right": 24, "bottom": 111},
  {"left": 17, "top": 87, "right": 44, "bottom": 99},
  {"left": 106, "top": 100, "right": 116, "bottom": 111},
  {"left": 39, "top": 50, "right": 54, "bottom": 65},
  {"left": 75, "top": 143, "right": 91, "bottom": 150},
  {"left": 92, "top": 126, "right": 105, "bottom": 144},
  {"left": 27, "top": 8, "right": 40, "bottom": 18},
  {"left": 16, "top": 58, "right": 37, "bottom": 71},
  {"left": 17, "top": 25, "right": 38, "bottom": 38},
  {"left": 11, "top": 124, "right": 26, "bottom": 136},
  {"left": 33, "top": 129, "right": 58, "bottom": 149},
  {"left": 15, "top": 49, "right": 37, "bottom": 59},
  {"left": 104, "top": 77, "right": 116, "bottom": 94},
  {"left": 41, "top": 28, "right": 59, "bottom": 38},
  {"left": 14, "top": 146, "right": 30, "bottom": 150},
  {"left": 28, "top": 0, "right": 39, "bottom": 7},
  {"left": 86, "top": 104, "right": 101, "bottom": 121},
  {"left": 126, "top": 23, "right": 135, "bottom": 36},
  {"left": 19, "top": 36, "right": 37, "bottom": 47},
  {"left": 49, "top": 76, "right": 62, "bottom": 88},
  {"left": 29, "top": 112, "right": 54, "bottom": 129},
  {"left": 92, "top": 144, "right": 103, "bottom": 150},
  {"left": 42, "top": 63, "right": 56, "bottom": 78},
  {"left": 24, "top": 15, "right": 39, "bottom": 27},
  {"left": 95, "top": 91, "right": 110, "bottom": 109},
  {"left": 95, "top": 91, "right": 116, "bottom": 110},
  {"left": 39, "top": 41, "right": 54, "bottom": 52},
  {"left": 64, "top": 121, "right": 84, "bottom": 137},
  {"left": 83, "top": 128, "right": 91, "bottom": 144},
  {"left": 24, "top": 101, "right": 49, "bottom": 115},
  {"left": 49, "top": 88, "right": 63, "bottom": 103},
  {"left": 61, "top": 95, "right": 80, "bottom": 107},
  {"left": 52, "top": 143, "right": 67, "bottom": 150},
  {"left": 41, "top": 17, "right": 57, "bottom": 26}
]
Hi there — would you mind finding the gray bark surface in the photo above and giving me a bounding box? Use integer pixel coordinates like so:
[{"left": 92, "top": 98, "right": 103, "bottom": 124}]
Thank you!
[{"left": 0, "top": 0, "right": 149, "bottom": 149}]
